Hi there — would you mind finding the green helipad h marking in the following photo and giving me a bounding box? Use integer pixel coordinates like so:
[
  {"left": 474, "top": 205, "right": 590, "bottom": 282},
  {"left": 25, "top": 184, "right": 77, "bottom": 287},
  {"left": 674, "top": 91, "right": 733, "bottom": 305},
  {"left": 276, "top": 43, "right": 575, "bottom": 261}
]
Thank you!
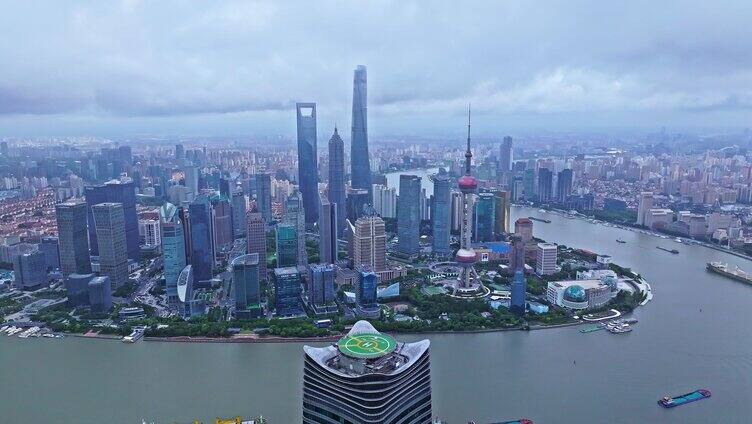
[{"left": 337, "top": 333, "right": 397, "bottom": 359}]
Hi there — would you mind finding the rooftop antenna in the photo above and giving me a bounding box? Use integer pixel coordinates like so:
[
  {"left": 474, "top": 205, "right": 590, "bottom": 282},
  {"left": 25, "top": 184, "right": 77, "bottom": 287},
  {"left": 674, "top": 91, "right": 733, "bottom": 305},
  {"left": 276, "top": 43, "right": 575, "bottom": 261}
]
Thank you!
[{"left": 465, "top": 103, "right": 472, "bottom": 175}]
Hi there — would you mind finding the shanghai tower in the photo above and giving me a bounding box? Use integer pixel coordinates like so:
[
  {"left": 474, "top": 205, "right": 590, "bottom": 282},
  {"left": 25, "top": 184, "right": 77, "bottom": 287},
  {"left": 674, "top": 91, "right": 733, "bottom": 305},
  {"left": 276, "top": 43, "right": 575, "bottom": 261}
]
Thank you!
[
  {"left": 296, "top": 102, "right": 320, "bottom": 225},
  {"left": 350, "top": 65, "right": 371, "bottom": 195}
]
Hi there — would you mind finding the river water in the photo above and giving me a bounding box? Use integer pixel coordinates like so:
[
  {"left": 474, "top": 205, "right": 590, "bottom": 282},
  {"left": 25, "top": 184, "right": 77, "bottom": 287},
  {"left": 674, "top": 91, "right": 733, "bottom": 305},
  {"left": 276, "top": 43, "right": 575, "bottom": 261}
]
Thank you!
[{"left": 2, "top": 206, "right": 752, "bottom": 423}]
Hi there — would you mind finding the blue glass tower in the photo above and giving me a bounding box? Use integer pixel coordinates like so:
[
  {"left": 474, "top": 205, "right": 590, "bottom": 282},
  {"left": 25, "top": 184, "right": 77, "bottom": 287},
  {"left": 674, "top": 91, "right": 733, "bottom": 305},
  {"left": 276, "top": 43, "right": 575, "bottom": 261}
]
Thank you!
[
  {"left": 431, "top": 170, "right": 451, "bottom": 255},
  {"left": 474, "top": 192, "right": 496, "bottom": 242},
  {"left": 274, "top": 267, "right": 303, "bottom": 317},
  {"left": 510, "top": 270, "right": 526, "bottom": 315},
  {"left": 188, "top": 195, "right": 215, "bottom": 288},
  {"left": 309, "top": 263, "right": 335, "bottom": 307},
  {"left": 296, "top": 102, "right": 320, "bottom": 225},
  {"left": 276, "top": 223, "right": 298, "bottom": 268},
  {"left": 85, "top": 180, "right": 139, "bottom": 260},
  {"left": 160, "top": 202, "right": 186, "bottom": 308},
  {"left": 327, "top": 127, "right": 346, "bottom": 232},
  {"left": 356, "top": 268, "right": 378, "bottom": 308},
  {"left": 350, "top": 65, "right": 372, "bottom": 196},
  {"left": 232, "top": 253, "right": 261, "bottom": 317},
  {"left": 397, "top": 175, "right": 422, "bottom": 255},
  {"left": 253, "top": 173, "right": 272, "bottom": 223}
]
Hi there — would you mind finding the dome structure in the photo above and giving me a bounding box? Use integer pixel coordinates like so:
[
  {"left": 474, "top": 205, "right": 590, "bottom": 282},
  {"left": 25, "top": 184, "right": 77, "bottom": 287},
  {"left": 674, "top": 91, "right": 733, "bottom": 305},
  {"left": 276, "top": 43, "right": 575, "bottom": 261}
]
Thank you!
[
  {"left": 563, "top": 285, "right": 587, "bottom": 303},
  {"left": 455, "top": 248, "right": 477, "bottom": 264}
]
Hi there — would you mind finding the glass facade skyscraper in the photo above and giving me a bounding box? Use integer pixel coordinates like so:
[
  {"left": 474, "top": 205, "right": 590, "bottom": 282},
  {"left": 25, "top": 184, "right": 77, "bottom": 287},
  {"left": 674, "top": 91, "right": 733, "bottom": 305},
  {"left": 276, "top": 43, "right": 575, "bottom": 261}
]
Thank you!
[
  {"left": 474, "top": 192, "right": 496, "bottom": 242},
  {"left": 189, "top": 195, "right": 215, "bottom": 287},
  {"left": 55, "top": 199, "right": 92, "bottom": 277},
  {"left": 327, "top": 127, "right": 346, "bottom": 233},
  {"left": 430, "top": 171, "right": 451, "bottom": 255},
  {"left": 274, "top": 266, "right": 303, "bottom": 317},
  {"left": 356, "top": 268, "right": 378, "bottom": 308},
  {"left": 276, "top": 223, "right": 298, "bottom": 268},
  {"left": 85, "top": 180, "right": 139, "bottom": 260},
  {"left": 92, "top": 202, "right": 129, "bottom": 289},
  {"left": 253, "top": 173, "right": 272, "bottom": 223},
  {"left": 319, "top": 198, "right": 338, "bottom": 265},
  {"left": 284, "top": 191, "right": 307, "bottom": 267},
  {"left": 296, "top": 102, "right": 319, "bottom": 225},
  {"left": 556, "top": 168, "right": 573, "bottom": 203},
  {"left": 538, "top": 168, "right": 553, "bottom": 203},
  {"left": 246, "top": 210, "right": 267, "bottom": 281},
  {"left": 397, "top": 175, "right": 422, "bottom": 255},
  {"left": 350, "top": 65, "right": 372, "bottom": 195},
  {"left": 160, "top": 202, "right": 186, "bottom": 309},
  {"left": 232, "top": 253, "right": 261, "bottom": 317},
  {"left": 309, "top": 263, "right": 335, "bottom": 307}
]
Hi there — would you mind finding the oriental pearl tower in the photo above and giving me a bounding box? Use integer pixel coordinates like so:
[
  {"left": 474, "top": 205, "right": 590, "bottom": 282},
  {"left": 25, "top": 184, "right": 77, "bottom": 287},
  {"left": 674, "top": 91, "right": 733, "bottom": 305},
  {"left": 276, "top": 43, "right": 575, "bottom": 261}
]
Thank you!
[{"left": 455, "top": 106, "right": 484, "bottom": 295}]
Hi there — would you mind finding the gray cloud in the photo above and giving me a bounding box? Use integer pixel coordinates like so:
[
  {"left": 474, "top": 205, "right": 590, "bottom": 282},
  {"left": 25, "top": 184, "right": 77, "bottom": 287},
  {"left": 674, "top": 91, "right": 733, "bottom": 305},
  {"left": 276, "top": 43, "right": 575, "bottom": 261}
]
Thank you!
[{"left": 0, "top": 0, "right": 751, "bottom": 135}]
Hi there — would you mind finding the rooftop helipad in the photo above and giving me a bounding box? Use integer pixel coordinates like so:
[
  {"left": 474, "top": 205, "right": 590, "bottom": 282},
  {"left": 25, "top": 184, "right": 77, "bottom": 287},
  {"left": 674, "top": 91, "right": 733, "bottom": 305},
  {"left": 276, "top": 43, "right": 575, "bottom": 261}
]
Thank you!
[{"left": 337, "top": 333, "right": 397, "bottom": 359}]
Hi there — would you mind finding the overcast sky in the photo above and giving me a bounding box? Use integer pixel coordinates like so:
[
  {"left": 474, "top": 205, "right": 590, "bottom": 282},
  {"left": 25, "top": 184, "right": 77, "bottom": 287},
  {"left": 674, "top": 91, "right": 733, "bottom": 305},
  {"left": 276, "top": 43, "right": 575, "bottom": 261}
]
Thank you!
[{"left": 1, "top": 0, "right": 751, "bottom": 138}]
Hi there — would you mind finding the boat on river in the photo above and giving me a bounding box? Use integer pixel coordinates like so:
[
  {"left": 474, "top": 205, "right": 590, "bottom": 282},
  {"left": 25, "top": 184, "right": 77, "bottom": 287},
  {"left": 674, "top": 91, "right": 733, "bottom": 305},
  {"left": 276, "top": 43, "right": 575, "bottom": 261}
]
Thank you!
[
  {"left": 616, "top": 238, "right": 626, "bottom": 244},
  {"left": 706, "top": 262, "right": 752, "bottom": 285},
  {"left": 484, "top": 420, "right": 533, "bottom": 424},
  {"left": 658, "top": 389, "right": 711, "bottom": 408},
  {"left": 656, "top": 246, "right": 679, "bottom": 254}
]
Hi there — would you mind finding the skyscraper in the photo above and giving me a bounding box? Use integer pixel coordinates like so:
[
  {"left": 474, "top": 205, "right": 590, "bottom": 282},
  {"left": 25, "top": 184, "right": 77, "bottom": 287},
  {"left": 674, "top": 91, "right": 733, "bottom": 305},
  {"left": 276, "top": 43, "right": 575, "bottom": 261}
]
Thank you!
[
  {"left": 509, "top": 235, "right": 526, "bottom": 273},
  {"left": 253, "top": 173, "right": 273, "bottom": 223},
  {"left": 160, "top": 202, "right": 186, "bottom": 309},
  {"left": 350, "top": 65, "right": 372, "bottom": 196},
  {"left": 13, "top": 250, "right": 47, "bottom": 290},
  {"left": 232, "top": 253, "right": 261, "bottom": 318},
  {"left": 174, "top": 143, "right": 184, "bottom": 160},
  {"left": 499, "top": 135, "right": 513, "bottom": 179},
  {"left": 55, "top": 199, "right": 91, "bottom": 276},
  {"left": 273, "top": 266, "right": 303, "bottom": 317},
  {"left": 515, "top": 217, "right": 534, "bottom": 243},
  {"left": 372, "top": 184, "right": 397, "bottom": 218},
  {"left": 296, "top": 102, "right": 320, "bottom": 225},
  {"left": 397, "top": 175, "right": 421, "bottom": 255},
  {"left": 302, "top": 321, "right": 432, "bottom": 424},
  {"left": 537, "top": 168, "right": 553, "bottom": 203},
  {"left": 246, "top": 209, "right": 268, "bottom": 281},
  {"left": 189, "top": 196, "right": 215, "bottom": 287},
  {"left": 319, "top": 198, "right": 338, "bottom": 265},
  {"left": 346, "top": 188, "right": 370, "bottom": 222},
  {"left": 211, "top": 196, "right": 234, "bottom": 253},
  {"left": 510, "top": 269, "right": 526, "bottom": 315},
  {"left": 431, "top": 171, "right": 451, "bottom": 255},
  {"left": 85, "top": 180, "right": 139, "bottom": 260},
  {"left": 284, "top": 191, "right": 308, "bottom": 267},
  {"left": 536, "top": 242, "right": 558, "bottom": 275},
  {"left": 92, "top": 202, "right": 129, "bottom": 289},
  {"left": 308, "top": 263, "right": 335, "bottom": 308},
  {"left": 556, "top": 169, "right": 573, "bottom": 203},
  {"left": 327, "top": 127, "right": 346, "bottom": 232},
  {"left": 353, "top": 214, "right": 387, "bottom": 272},
  {"left": 355, "top": 268, "right": 378, "bottom": 318},
  {"left": 182, "top": 164, "right": 199, "bottom": 200},
  {"left": 231, "top": 190, "right": 247, "bottom": 237},
  {"left": 493, "top": 190, "right": 511, "bottom": 236},
  {"left": 636, "top": 192, "right": 654, "bottom": 227},
  {"left": 474, "top": 192, "right": 496, "bottom": 242},
  {"left": 88, "top": 276, "right": 113, "bottom": 313},
  {"left": 276, "top": 223, "right": 298, "bottom": 268}
]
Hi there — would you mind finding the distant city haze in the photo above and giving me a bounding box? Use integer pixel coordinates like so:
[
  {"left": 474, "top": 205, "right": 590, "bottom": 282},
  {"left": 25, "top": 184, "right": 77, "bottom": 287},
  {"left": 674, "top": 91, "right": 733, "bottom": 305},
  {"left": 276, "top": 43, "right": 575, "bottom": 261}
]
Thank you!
[{"left": 1, "top": 1, "right": 751, "bottom": 137}]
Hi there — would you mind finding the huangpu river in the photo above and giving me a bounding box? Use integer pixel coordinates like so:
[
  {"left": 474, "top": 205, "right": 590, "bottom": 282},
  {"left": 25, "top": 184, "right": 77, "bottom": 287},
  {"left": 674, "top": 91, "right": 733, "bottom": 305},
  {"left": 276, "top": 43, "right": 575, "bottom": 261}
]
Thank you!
[{"left": 3, "top": 206, "right": 752, "bottom": 423}]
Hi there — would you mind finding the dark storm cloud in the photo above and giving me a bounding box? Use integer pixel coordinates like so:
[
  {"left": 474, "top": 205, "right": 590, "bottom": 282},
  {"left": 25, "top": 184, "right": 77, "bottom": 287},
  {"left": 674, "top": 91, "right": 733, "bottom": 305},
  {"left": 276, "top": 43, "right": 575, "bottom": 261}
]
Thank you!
[{"left": 0, "top": 0, "right": 750, "bottom": 134}]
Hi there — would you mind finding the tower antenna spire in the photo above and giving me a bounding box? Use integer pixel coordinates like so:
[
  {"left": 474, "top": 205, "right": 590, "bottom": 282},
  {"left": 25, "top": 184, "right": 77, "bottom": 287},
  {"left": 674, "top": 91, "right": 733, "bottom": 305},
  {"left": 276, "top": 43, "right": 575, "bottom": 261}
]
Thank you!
[{"left": 465, "top": 103, "right": 472, "bottom": 175}]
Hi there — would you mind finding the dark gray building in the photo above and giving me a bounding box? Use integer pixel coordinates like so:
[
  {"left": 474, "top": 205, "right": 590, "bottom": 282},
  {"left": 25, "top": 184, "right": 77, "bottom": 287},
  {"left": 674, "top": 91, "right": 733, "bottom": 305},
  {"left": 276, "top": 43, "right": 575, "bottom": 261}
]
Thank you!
[
  {"left": 189, "top": 195, "right": 215, "bottom": 288},
  {"left": 64, "top": 273, "right": 95, "bottom": 307},
  {"left": 303, "top": 321, "right": 432, "bottom": 424},
  {"left": 327, "top": 127, "right": 346, "bottom": 233},
  {"left": 92, "top": 202, "right": 129, "bottom": 289},
  {"left": 55, "top": 199, "right": 92, "bottom": 276},
  {"left": 274, "top": 266, "right": 303, "bottom": 317},
  {"left": 397, "top": 175, "right": 422, "bottom": 255},
  {"left": 430, "top": 170, "right": 451, "bottom": 255},
  {"left": 232, "top": 253, "right": 261, "bottom": 318},
  {"left": 231, "top": 190, "right": 247, "bottom": 237},
  {"left": 556, "top": 168, "right": 573, "bottom": 203},
  {"left": 308, "top": 263, "right": 335, "bottom": 308},
  {"left": 253, "top": 173, "right": 272, "bottom": 223},
  {"left": 350, "top": 65, "right": 372, "bottom": 196},
  {"left": 13, "top": 250, "right": 47, "bottom": 290},
  {"left": 319, "top": 198, "right": 338, "bottom": 265},
  {"left": 39, "top": 236, "right": 60, "bottom": 271},
  {"left": 296, "top": 102, "right": 320, "bottom": 225},
  {"left": 88, "top": 275, "right": 113, "bottom": 313},
  {"left": 246, "top": 209, "right": 267, "bottom": 281},
  {"left": 85, "top": 180, "right": 139, "bottom": 260}
]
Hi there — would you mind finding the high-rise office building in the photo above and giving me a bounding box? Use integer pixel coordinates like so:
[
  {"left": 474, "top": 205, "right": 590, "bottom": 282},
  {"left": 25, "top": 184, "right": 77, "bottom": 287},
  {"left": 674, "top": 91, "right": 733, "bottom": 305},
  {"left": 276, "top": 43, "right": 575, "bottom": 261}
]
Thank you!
[
  {"left": 284, "top": 191, "right": 308, "bottom": 267},
  {"left": 232, "top": 253, "right": 261, "bottom": 318},
  {"left": 473, "top": 192, "right": 496, "bottom": 242},
  {"left": 246, "top": 209, "right": 267, "bottom": 281},
  {"left": 346, "top": 188, "right": 370, "bottom": 222},
  {"left": 523, "top": 169, "right": 536, "bottom": 199},
  {"left": 85, "top": 180, "right": 139, "bottom": 260},
  {"left": 176, "top": 265, "right": 205, "bottom": 319},
  {"left": 138, "top": 219, "right": 160, "bottom": 247},
  {"left": 254, "top": 173, "right": 273, "bottom": 223},
  {"left": 536, "top": 243, "right": 558, "bottom": 275},
  {"left": 88, "top": 276, "right": 113, "bottom": 313},
  {"left": 55, "top": 199, "right": 91, "bottom": 276},
  {"left": 276, "top": 222, "right": 298, "bottom": 268},
  {"left": 308, "top": 263, "right": 335, "bottom": 308},
  {"left": 397, "top": 175, "right": 422, "bottom": 255},
  {"left": 296, "top": 102, "right": 320, "bottom": 225},
  {"left": 509, "top": 235, "right": 526, "bottom": 273},
  {"left": 13, "top": 250, "right": 47, "bottom": 290},
  {"left": 636, "top": 192, "right": 654, "bottom": 227},
  {"left": 319, "top": 198, "right": 338, "bottom": 265},
  {"left": 499, "top": 136, "right": 513, "bottom": 184},
  {"left": 353, "top": 214, "right": 387, "bottom": 272},
  {"left": 537, "top": 168, "right": 553, "bottom": 203},
  {"left": 273, "top": 267, "right": 303, "bottom": 317},
  {"left": 431, "top": 171, "right": 451, "bottom": 255},
  {"left": 211, "top": 196, "right": 234, "bottom": 253},
  {"left": 64, "top": 273, "right": 95, "bottom": 307},
  {"left": 372, "top": 184, "right": 397, "bottom": 218},
  {"left": 302, "top": 321, "right": 432, "bottom": 424},
  {"left": 160, "top": 203, "right": 186, "bottom": 309},
  {"left": 182, "top": 164, "right": 199, "bottom": 200},
  {"left": 355, "top": 268, "right": 378, "bottom": 308},
  {"left": 493, "top": 190, "right": 511, "bottom": 236},
  {"left": 327, "top": 127, "right": 346, "bottom": 233},
  {"left": 231, "top": 190, "right": 247, "bottom": 237},
  {"left": 175, "top": 144, "right": 184, "bottom": 160},
  {"left": 556, "top": 169, "right": 573, "bottom": 203},
  {"left": 188, "top": 196, "right": 215, "bottom": 287},
  {"left": 510, "top": 270, "right": 526, "bottom": 315},
  {"left": 515, "top": 217, "right": 534, "bottom": 243},
  {"left": 39, "top": 236, "right": 59, "bottom": 271},
  {"left": 350, "top": 65, "right": 372, "bottom": 196},
  {"left": 92, "top": 202, "right": 129, "bottom": 289}
]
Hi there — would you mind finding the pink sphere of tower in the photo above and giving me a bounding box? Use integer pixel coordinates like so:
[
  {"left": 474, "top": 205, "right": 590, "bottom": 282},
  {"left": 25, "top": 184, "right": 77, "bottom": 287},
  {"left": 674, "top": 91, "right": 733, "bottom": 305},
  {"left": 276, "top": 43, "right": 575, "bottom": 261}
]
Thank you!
[
  {"left": 455, "top": 248, "right": 477, "bottom": 264},
  {"left": 458, "top": 175, "right": 478, "bottom": 193}
]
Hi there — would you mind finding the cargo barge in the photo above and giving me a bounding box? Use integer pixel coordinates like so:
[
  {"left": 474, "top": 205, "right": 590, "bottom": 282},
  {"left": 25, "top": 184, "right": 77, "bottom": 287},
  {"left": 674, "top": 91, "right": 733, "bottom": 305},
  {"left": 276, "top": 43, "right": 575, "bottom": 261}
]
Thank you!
[
  {"left": 706, "top": 261, "right": 752, "bottom": 285},
  {"left": 658, "top": 389, "right": 711, "bottom": 408},
  {"left": 656, "top": 246, "right": 679, "bottom": 254}
]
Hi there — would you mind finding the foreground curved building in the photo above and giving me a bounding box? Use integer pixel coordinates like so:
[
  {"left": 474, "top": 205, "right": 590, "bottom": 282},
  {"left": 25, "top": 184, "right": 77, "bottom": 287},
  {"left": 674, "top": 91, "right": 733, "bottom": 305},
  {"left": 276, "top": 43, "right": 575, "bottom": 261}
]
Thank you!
[{"left": 302, "top": 321, "right": 432, "bottom": 424}]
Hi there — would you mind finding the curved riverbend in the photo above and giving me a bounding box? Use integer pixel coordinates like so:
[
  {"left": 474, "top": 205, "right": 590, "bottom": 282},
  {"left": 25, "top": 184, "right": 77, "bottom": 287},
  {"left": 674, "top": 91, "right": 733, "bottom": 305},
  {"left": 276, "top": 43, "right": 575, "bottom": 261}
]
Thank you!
[{"left": 2, "top": 207, "right": 752, "bottom": 423}]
